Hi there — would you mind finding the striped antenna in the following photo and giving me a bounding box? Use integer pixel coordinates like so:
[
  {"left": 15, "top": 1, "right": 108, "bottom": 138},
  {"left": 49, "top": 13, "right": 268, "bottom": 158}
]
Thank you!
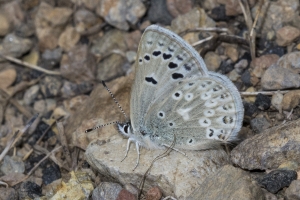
[
  {"left": 101, "top": 81, "right": 128, "bottom": 120},
  {"left": 85, "top": 121, "right": 120, "bottom": 133}
]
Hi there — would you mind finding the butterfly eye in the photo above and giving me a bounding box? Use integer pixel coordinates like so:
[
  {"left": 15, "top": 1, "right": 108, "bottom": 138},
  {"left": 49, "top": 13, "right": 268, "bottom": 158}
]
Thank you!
[{"left": 123, "top": 125, "right": 129, "bottom": 134}]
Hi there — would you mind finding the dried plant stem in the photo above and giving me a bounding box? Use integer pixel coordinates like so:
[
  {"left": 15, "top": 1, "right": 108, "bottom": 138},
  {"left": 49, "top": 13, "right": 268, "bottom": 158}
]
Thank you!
[
  {"left": 240, "top": 91, "right": 290, "bottom": 96},
  {"left": 56, "top": 120, "right": 73, "bottom": 168},
  {"left": 0, "top": 54, "right": 61, "bottom": 75}
]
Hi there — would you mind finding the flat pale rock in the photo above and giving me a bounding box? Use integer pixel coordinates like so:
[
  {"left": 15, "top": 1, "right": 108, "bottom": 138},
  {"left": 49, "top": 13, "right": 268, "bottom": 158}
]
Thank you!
[
  {"left": 85, "top": 136, "right": 230, "bottom": 199},
  {"left": 187, "top": 165, "right": 264, "bottom": 200}
]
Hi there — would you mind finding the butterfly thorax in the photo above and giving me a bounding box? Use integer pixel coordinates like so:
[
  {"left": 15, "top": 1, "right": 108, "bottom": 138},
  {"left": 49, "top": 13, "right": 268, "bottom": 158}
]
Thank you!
[{"left": 117, "top": 122, "right": 163, "bottom": 149}]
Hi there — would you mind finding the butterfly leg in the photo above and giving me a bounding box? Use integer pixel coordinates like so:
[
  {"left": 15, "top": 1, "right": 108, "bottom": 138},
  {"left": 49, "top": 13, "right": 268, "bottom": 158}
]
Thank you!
[
  {"left": 133, "top": 141, "right": 140, "bottom": 171},
  {"left": 121, "top": 138, "right": 135, "bottom": 162}
]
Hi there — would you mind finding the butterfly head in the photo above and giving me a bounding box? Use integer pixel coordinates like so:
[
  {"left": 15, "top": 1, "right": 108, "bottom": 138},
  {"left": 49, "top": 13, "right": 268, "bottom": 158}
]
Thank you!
[{"left": 117, "top": 121, "right": 133, "bottom": 137}]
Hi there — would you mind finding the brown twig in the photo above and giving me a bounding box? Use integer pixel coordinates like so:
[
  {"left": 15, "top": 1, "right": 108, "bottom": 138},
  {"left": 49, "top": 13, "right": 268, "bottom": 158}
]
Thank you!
[
  {"left": 56, "top": 120, "right": 72, "bottom": 168},
  {"left": 179, "top": 27, "right": 229, "bottom": 36},
  {"left": 240, "top": 90, "right": 290, "bottom": 96},
  {"left": 0, "top": 54, "right": 61, "bottom": 75}
]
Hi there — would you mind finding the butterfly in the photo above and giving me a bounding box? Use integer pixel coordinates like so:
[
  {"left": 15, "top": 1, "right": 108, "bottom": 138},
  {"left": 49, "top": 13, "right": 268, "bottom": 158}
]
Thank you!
[{"left": 90, "top": 25, "right": 244, "bottom": 169}]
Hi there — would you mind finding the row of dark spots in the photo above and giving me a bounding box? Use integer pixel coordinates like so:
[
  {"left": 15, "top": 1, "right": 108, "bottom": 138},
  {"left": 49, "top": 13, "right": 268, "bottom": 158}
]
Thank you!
[{"left": 223, "top": 116, "right": 233, "bottom": 124}]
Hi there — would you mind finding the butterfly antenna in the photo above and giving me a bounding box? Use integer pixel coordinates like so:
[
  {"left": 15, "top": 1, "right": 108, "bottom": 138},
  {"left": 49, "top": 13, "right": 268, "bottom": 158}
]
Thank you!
[
  {"left": 85, "top": 121, "right": 120, "bottom": 133},
  {"left": 102, "top": 81, "right": 128, "bottom": 120}
]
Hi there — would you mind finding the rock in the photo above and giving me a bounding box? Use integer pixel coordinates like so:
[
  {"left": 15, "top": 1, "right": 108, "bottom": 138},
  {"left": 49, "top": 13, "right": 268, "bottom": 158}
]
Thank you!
[
  {"left": 258, "top": 169, "right": 297, "bottom": 193},
  {"left": 277, "top": 51, "right": 300, "bottom": 73},
  {"left": 0, "top": 156, "right": 25, "bottom": 175},
  {"left": 218, "top": 0, "right": 256, "bottom": 16},
  {"left": 234, "top": 59, "right": 249, "bottom": 74},
  {"left": 61, "top": 81, "right": 93, "bottom": 98},
  {"left": 250, "top": 117, "right": 271, "bottom": 133},
  {"left": 227, "top": 70, "right": 240, "bottom": 82},
  {"left": 124, "top": 30, "right": 142, "bottom": 51},
  {"left": 204, "top": 51, "right": 222, "bottom": 72},
  {"left": 225, "top": 45, "right": 239, "bottom": 62},
  {"left": 42, "top": 164, "right": 61, "bottom": 185},
  {"left": 97, "top": 54, "right": 128, "bottom": 81},
  {"left": 276, "top": 26, "right": 300, "bottom": 46},
  {"left": 92, "top": 182, "right": 122, "bottom": 200},
  {"left": 0, "top": 187, "right": 18, "bottom": 200},
  {"left": 241, "top": 70, "right": 252, "bottom": 87},
  {"left": 23, "top": 85, "right": 40, "bottom": 105},
  {"left": 2, "top": 1, "right": 24, "bottom": 28},
  {"left": 255, "top": 93, "right": 271, "bottom": 110},
  {"left": 58, "top": 26, "right": 80, "bottom": 51},
  {"left": 285, "top": 180, "right": 300, "bottom": 200},
  {"left": 0, "top": 13, "right": 10, "bottom": 36},
  {"left": 253, "top": 0, "right": 299, "bottom": 36},
  {"left": 33, "top": 100, "right": 47, "bottom": 115},
  {"left": 147, "top": 0, "right": 173, "bottom": 25},
  {"left": 243, "top": 87, "right": 256, "bottom": 103},
  {"left": 35, "top": 2, "right": 73, "bottom": 50},
  {"left": 0, "top": 33, "right": 32, "bottom": 59},
  {"left": 146, "top": 187, "right": 162, "bottom": 200},
  {"left": 210, "top": 5, "right": 228, "bottom": 21},
  {"left": 201, "top": 0, "right": 220, "bottom": 10},
  {"left": 281, "top": 91, "right": 300, "bottom": 111},
  {"left": 43, "top": 179, "right": 62, "bottom": 199},
  {"left": 19, "top": 181, "right": 42, "bottom": 199},
  {"left": 96, "top": 0, "right": 146, "bottom": 30},
  {"left": 187, "top": 165, "right": 264, "bottom": 200},
  {"left": 261, "top": 64, "right": 300, "bottom": 90},
  {"left": 71, "top": 0, "right": 99, "bottom": 11},
  {"left": 116, "top": 189, "right": 136, "bottom": 200},
  {"left": 166, "top": 0, "right": 193, "bottom": 18},
  {"left": 271, "top": 92, "right": 283, "bottom": 112},
  {"left": 251, "top": 54, "right": 279, "bottom": 78},
  {"left": 74, "top": 8, "right": 103, "bottom": 34},
  {"left": 40, "top": 76, "right": 63, "bottom": 98},
  {"left": 171, "top": 7, "right": 216, "bottom": 34},
  {"left": 243, "top": 102, "right": 259, "bottom": 118},
  {"left": 15, "top": 21, "right": 35, "bottom": 37},
  {"left": 219, "top": 60, "right": 234, "bottom": 74},
  {"left": 63, "top": 95, "right": 89, "bottom": 114},
  {"left": 91, "top": 29, "right": 127, "bottom": 58},
  {"left": 231, "top": 119, "right": 300, "bottom": 170},
  {"left": 41, "top": 48, "right": 63, "bottom": 69},
  {"left": 50, "top": 171, "right": 93, "bottom": 200},
  {"left": 60, "top": 45, "right": 96, "bottom": 83},
  {"left": 0, "top": 68, "right": 17, "bottom": 90}
]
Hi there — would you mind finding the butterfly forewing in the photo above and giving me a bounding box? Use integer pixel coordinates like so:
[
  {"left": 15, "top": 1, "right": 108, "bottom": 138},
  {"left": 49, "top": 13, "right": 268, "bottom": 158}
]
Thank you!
[{"left": 130, "top": 25, "right": 243, "bottom": 150}]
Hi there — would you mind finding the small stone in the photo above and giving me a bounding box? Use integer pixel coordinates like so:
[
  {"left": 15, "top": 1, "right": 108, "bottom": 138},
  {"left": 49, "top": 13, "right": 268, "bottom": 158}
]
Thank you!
[
  {"left": 0, "top": 33, "right": 32, "bottom": 58},
  {"left": 97, "top": 54, "right": 127, "bottom": 81},
  {"left": 243, "top": 102, "right": 259, "bottom": 118},
  {"left": 210, "top": 5, "right": 228, "bottom": 21},
  {"left": 259, "top": 169, "right": 297, "bottom": 193},
  {"left": 43, "top": 179, "right": 62, "bottom": 199},
  {"left": 285, "top": 180, "right": 300, "bottom": 200},
  {"left": 42, "top": 164, "right": 61, "bottom": 185},
  {"left": 0, "top": 156, "right": 25, "bottom": 175},
  {"left": 251, "top": 54, "right": 279, "bottom": 78},
  {"left": 219, "top": 60, "right": 234, "bottom": 74},
  {"left": 24, "top": 85, "right": 40, "bottom": 105},
  {"left": 281, "top": 91, "right": 300, "bottom": 111},
  {"left": 41, "top": 48, "right": 63, "bottom": 69},
  {"left": 116, "top": 189, "right": 136, "bottom": 200},
  {"left": 171, "top": 7, "right": 215, "bottom": 34},
  {"left": 271, "top": 92, "right": 283, "bottom": 112},
  {"left": 204, "top": 51, "right": 222, "bottom": 72},
  {"left": 63, "top": 95, "right": 89, "bottom": 113},
  {"left": 74, "top": 8, "right": 103, "bottom": 34},
  {"left": 19, "top": 181, "right": 42, "bottom": 199},
  {"left": 61, "top": 81, "right": 93, "bottom": 98},
  {"left": 96, "top": 0, "right": 146, "bottom": 30},
  {"left": 276, "top": 26, "right": 300, "bottom": 46},
  {"left": 146, "top": 187, "right": 162, "bottom": 200},
  {"left": 0, "top": 68, "right": 17, "bottom": 90},
  {"left": 277, "top": 51, "right": 300, "bottom": 73},
  {"left": 147, "top": 0, "right": 173, "bottom": 25},
  {"left": 225, "top": 45, "right": 239, "bottom": 62},
  {"left": 234, "top": 59, "right": 249, "bottom": 74},
  {"left": 92, "top": 182, "right": 122, "bottom": 200},
  {"left": 0, "top": 13, "right": 10, "bottom": 36},
  {"left": 261, "top": 64, "right": 300, "bottom": 90},
  {"left": 0, "top": 187, "right": 18, "bottom": 200},
  {"left": 255, "top": 93, "right": 271, "bottom": 110},
  {"left": 40, "top": 76, "right": 63, "bottom": 98},
  {"left": 243, "top": 87, "right": 256, "bottom": 103},
  {"left": 2, "top": 1, "right": 24, "bottom": 28},
  {"left": 250, "top": 117, "right": 271, "bottom": 133},
  {"left": 60, "top": 45, "right": 96, "bottom": 83},
  {"left": 278, "top": 161, "right": 299, "bottom": 171},
  {"left": 126, "top": 51, "right": 137, "bottom": 63},
  {"left": 124, "top": 30, "right": 142, "bottom": 51},
  {"left": 23, "top": 50, "right": 39, "bottom": 65},
  {"left": 227, "top": 70, "right": 240, "bottom": 82},
  {"left": 218, "top": 0, "right": 256, "bottom": 16},
  {"left": 15, "top": 21, "right": 35, "bottom": 37},
  {"left": 166, "top": 0, "right": 193, "bottom": 18},
  {"left": 241, "top": 70, "right": 252, "bottom": 87},
  {"left": 33, "top": 100, "right": 47, "bottom": 115},
  {"left": 58, "top": 26, "right": 80, "bottom": 51}
]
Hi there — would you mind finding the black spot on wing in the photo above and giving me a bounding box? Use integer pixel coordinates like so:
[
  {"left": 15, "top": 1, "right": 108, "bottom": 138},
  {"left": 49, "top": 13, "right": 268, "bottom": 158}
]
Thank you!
[
  {"left": 184, "top": 64, "right": 191, "bottom": 71},
  {"left": 144, "top": 55, "right": 150, "bottom": 61},
  {"left": 152, "top": 51, "right": 161, "bottom": 56},
  {"left": 168, "top": 62, "right": 178, "bottom": 69},
  {"left": 168, "top": 47, "right": 174, "bottom": 52},
  {"left": 176, "top": 55, "right": 183, "bottom": 61},
  {"left": 145, "top": 77, "right": 158, "bottom": 85},
  {"left": 163, "top": 53, "right": 172, "bottom": 60},
  {"left": 172, "top": 73, "right": 184, "bottom": 79}
]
